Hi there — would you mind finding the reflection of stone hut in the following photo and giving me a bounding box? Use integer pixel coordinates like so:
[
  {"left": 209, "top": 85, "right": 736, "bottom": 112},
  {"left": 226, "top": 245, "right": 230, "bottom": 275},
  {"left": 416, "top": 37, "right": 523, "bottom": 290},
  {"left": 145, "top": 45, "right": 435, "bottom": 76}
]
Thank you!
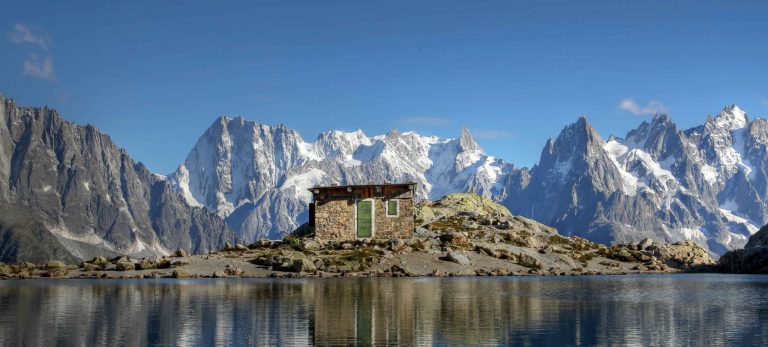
[{"left": 308, "top": 183, "right": 416, "bottom": 241}]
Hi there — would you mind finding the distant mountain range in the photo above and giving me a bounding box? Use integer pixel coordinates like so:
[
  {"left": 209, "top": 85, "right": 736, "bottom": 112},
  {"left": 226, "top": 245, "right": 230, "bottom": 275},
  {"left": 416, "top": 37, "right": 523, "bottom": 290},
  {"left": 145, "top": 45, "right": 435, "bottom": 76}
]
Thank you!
[
  {"left": 170, "top": 105, "right": 766, "bottom": 256},
  {"left": 0, "top": 95, "right": 234, "bottom": 263},
  {"left": 1, "top": 93, "right": 765, "bottom": 261}
]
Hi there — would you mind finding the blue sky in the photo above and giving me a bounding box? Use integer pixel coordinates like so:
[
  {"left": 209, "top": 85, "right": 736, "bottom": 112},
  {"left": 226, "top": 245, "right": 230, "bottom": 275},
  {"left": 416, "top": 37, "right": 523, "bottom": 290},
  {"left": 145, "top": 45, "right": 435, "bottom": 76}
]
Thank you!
[{"left": 2, "top": 1, "right": 767, "bottom": 174}]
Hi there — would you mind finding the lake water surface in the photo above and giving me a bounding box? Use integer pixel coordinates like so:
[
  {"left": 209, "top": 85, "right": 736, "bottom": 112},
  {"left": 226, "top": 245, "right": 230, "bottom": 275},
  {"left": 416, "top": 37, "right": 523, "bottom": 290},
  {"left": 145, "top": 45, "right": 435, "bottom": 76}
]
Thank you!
[{"left": 1, "top": 274, "right": 767, "bottom": 346}]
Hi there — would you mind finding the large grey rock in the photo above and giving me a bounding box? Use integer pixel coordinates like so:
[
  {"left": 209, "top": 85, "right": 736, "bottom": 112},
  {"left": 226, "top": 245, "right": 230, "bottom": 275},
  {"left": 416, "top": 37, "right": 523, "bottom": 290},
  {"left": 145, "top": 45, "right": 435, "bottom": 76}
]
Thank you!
[
  {"left": 446, "top": 251, "right": 471, "bottom": 266},
  {"left": 291, "top": 258, "right": 317, "bottom": 273},
  {"left": 0, "top": 96, "right": 235, "bottom": 263}
]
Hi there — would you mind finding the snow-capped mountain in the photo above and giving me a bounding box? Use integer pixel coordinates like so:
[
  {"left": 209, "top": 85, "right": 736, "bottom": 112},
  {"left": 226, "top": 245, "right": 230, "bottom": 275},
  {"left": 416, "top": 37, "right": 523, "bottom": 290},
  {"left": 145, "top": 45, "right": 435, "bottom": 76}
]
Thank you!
[
  {"left": 504, "top": 105, "right": 765, "bottom": 255},
  {"left": 168, "top": 117, "right": 511, "bottom": 241}
]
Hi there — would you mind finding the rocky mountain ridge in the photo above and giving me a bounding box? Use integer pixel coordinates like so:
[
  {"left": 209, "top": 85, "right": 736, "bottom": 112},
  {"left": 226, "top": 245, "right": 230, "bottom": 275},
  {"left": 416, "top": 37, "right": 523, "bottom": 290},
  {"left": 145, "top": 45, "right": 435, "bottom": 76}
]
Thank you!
[
  {"left": 172, "top": 106, "right": 767, "bottom": 256},
  {"left": 168, "top": 116, "right": 510, "bottom": 241},
  {"left": 0, "top": 96, "right": 235, "bottom": 263}
]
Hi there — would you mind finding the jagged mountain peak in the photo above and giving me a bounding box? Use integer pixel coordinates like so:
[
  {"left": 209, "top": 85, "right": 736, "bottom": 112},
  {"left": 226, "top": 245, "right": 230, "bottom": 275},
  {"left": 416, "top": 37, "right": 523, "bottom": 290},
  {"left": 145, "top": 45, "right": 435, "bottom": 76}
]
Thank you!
[
  {"left": 170, "top": 117, "right": 512, "bottom": 240},
  {"left": 458, "top": 127, "right": 482, "bottom": 152},
  {"left": 709, "top": 104, "right": 748, "bottom": 130},
  {"left": 0, "top": 98, "right": 234, "bottom": 262}
]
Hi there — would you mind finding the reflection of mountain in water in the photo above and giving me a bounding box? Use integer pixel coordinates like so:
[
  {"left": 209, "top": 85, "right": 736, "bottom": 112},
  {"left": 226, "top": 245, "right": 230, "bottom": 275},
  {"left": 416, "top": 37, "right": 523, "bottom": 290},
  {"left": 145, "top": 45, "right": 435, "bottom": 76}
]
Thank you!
[{"left": 0, "top": 277, "right": 767, "bottom": 345}]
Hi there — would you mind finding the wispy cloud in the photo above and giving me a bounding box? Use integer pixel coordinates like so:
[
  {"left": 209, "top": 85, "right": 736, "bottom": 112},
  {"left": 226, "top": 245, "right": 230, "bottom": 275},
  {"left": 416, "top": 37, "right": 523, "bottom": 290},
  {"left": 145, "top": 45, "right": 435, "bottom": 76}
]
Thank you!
[
  {"left": 761, "top": 97, "right": 768, "bottom": 108},
  {"left": 7, "top": 23, "right": 50, "bottom": 50},
  {"left": 473, "top": 130, "right": 514, "bottom": 139},
  {"left": 7, "top": 23, "right": 56, "bottom": 81},
  {"left": 401, "top": 117, "right": 451, "bottom": 126},
  {"left": 22, "top": 53, "right": 56, "bottom": 81},
  {"left": 618, "top": 98, "right": 669, "bottom": 116}
]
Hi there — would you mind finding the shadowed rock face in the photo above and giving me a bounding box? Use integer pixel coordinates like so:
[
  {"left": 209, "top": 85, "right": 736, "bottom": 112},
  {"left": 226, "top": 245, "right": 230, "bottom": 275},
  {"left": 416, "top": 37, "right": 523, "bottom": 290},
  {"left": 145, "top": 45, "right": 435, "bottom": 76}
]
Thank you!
[
  {"left": 718, "top": 225, "right": 768, "bottom": 274},
  {"left": 0, "top": 96, "right": 234, "bottom": 263}
]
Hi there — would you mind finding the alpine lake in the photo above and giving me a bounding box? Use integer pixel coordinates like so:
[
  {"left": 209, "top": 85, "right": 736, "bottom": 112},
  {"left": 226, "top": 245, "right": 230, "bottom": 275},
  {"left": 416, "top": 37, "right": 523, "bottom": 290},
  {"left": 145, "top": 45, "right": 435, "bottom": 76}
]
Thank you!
[{"left": 1, "top": 274, "right": 767, "bottom": 346}]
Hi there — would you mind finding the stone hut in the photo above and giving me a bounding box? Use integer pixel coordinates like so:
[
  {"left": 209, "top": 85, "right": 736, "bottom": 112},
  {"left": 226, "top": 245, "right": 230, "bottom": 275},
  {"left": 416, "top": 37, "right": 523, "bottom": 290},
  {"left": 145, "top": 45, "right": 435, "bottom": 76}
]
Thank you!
[{"left": 308, "top": 183, "right": 416, "bottom": 241}]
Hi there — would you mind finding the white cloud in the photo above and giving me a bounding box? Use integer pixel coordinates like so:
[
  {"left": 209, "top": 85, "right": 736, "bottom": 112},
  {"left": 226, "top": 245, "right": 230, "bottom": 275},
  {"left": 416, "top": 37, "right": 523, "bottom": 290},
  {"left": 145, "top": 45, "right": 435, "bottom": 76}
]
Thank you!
[
  {"left": 401, "top": 117, "right": 451, "bottom": 126},
  {"left": 23, "top": 53, "right": 56, "bottom": 81},
  {"left": 7, "top": 23, "right": 57, "bottom": 82},
  {"left": 618, "top": 98, "right": 669, "bottom": 116},
  {"left": 8, "top": 23, "right": 50, "bottom": 50},
  {"left": 474, "top": 130, "right": 514, "bottom": 139}
]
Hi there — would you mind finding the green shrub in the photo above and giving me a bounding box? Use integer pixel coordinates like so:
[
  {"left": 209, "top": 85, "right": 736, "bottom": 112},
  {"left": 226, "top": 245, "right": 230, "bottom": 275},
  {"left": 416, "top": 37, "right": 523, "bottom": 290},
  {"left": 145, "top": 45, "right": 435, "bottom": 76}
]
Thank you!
[{"left": 283, "top": 236, "right": 300, "bottom": 247}]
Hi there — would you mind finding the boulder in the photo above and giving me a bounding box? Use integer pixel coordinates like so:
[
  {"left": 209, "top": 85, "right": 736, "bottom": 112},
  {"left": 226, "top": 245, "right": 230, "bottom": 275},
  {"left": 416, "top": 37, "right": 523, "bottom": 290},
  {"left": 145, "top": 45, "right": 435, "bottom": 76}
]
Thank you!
[
  {"left": 615, "top": 249, "right": 635, "bottom": 262},
  {"left": 45, "top": 261, "right": 67, "bottom": 270},
  {"left": 172, "top": 270, "right": 191, "bottom": 278},
  {"left": 302, "top": 240, "right": 321, "bottom": 251},
  {"left": 19, "top": 262, "right": 37, "bottom": 271},
  {"left": 213, "top": 271, "right": 228, "bottom": 278},
  {"left": 111, "top": 256, "right": 129, "bottom": 264},
  {"left": 638, "top": 238, "right": 654, "bottom": 250},
  {"left": 447, "top": 251, "right": 471, "bottom": 266},
  {"left": 387, "top": 239, "right": 405, "bottom": 252},
  {"left": 135, "top": 259, "right": 158, "bottom": 270},
  {"left": 116, "top": 261, "right": 135, "bottom": 271},
  {"left": 223, "top": 242, "right": 234, "bottom": 251},
  {"left": 175, "top": 249, "right": 189, "bottom": 257},
  {"left": 224, "top": 266, "right": 244, "bottom": 276},
  {"left": 92, "top": 256, "right": 109, "bottom": 266},
  {"left": 313, "top": 259, "right": 325, "bottom": 271},
  {"left": 42, "top": 268, "right": 68, "bottom": 278},
  {"left": 292, "top": 258, "right": 317, "bottom": 273},
  {"left": 440, "top": 232, "right": 471, "bottom": 249}
]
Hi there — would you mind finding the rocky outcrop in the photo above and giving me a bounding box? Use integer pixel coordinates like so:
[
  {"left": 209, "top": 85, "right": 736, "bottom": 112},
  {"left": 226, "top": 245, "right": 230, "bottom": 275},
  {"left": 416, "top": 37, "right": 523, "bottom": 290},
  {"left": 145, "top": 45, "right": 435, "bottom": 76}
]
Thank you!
[
  {"left": 0, "top": 96, "right": 235, "bottom": 263},
  {"left": 718, "top": 225, "right": 768, "bottom": 273}
]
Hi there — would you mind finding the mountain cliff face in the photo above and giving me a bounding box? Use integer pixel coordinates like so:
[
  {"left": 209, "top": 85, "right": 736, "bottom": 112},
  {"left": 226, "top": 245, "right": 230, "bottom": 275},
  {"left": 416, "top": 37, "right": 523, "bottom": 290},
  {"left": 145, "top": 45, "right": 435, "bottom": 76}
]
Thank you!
[
  {"left": 172, "top": 106, "right": 767, "bottom": 256},
  {"left": 505, "top": 106, "right": 765, "bottom": 255},
  {"left": 0, "top": 96, "right": 234, "bottom": 263},
  {"left": 168, "top": 117, "right": 513, "bottom": 241}
]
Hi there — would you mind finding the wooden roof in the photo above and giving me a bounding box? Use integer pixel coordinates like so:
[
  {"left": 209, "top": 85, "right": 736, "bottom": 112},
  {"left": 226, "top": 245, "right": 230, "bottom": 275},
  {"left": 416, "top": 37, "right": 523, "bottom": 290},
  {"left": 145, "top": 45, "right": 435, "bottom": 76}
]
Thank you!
[{"left": 308, "top": 182, "right": 417, "bottom": 192}]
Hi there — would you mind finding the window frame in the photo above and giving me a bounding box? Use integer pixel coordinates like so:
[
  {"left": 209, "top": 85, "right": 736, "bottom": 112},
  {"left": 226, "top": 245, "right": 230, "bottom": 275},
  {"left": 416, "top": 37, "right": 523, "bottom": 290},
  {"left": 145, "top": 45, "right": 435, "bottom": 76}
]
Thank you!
[{"left": 386, "top": 199, "right": 399, "bottom": 218}]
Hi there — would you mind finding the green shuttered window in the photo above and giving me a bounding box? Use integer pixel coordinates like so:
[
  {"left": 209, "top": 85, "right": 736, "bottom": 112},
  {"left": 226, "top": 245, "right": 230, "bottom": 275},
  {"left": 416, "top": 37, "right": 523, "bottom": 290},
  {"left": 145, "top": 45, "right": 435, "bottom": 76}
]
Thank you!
[{"left": 387, "top": 200, "right": 398, "bottom": 216}]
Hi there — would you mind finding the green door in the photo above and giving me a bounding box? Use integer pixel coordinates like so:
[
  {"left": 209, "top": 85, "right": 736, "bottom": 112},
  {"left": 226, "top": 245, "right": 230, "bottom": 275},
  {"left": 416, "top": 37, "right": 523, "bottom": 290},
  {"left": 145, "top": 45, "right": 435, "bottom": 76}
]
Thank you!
[{"left": 356, "top": 200, "right": 372, "bottom": 238}]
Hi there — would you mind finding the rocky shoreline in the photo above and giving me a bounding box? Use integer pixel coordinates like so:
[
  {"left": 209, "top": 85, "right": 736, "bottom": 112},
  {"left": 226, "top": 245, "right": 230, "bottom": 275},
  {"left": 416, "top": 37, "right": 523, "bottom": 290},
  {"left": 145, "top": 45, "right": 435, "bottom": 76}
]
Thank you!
[{"left": 0, "top": 194, "right": 719, "bottom": 280}]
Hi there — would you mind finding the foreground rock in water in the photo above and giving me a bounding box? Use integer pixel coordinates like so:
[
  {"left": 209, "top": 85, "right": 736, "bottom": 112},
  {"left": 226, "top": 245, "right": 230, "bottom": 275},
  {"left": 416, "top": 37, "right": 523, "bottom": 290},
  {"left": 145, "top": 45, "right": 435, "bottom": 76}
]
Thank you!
[
  {"left": 0, "top": 193, "right": 718, "bottom": 280},
  {"left": 719, "top": 225, "right": 768, "bottom": 274}
]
